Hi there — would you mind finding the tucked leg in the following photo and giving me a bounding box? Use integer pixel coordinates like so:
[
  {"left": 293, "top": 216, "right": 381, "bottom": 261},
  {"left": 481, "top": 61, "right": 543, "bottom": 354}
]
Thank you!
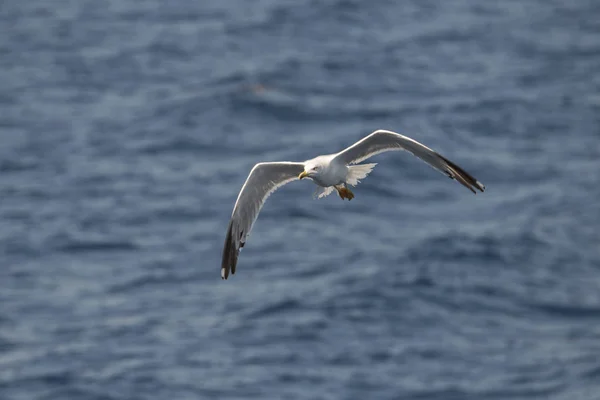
[{"left": 335, "top": 185, "right": 355, "bottom": 200}]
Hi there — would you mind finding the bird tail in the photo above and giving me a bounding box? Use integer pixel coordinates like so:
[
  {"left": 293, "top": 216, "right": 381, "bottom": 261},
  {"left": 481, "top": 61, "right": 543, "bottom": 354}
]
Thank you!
[
  {"left": 346, "top": 163, "right": 377, "bottom": 186},
  {"left": 313, "top": 186, "right": 335, "bottom": 199}
]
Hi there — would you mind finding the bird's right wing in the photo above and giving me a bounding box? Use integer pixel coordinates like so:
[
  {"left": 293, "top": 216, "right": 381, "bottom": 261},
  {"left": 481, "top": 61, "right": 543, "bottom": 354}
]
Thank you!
[
  {"left": 221, "top": 162, "right": 305, "bottom": 280},
  {"left": 333, "top": 130, "right": 485, "bottom": 194}
]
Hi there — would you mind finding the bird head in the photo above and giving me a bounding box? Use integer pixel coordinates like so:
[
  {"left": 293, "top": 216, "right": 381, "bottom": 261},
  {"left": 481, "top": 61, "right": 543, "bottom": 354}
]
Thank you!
[{"left": 298, "top": 162, "right": 323, "bottom": 180}]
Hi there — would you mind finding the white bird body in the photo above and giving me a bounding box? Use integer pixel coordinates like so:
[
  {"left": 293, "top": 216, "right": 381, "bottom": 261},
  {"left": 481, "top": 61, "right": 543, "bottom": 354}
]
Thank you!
[
  {"left": 302, "top": 154, "right": 347, "bottom": 187},
  {"left": 221, "top": 129, "right": 485, "bottom": 279}
]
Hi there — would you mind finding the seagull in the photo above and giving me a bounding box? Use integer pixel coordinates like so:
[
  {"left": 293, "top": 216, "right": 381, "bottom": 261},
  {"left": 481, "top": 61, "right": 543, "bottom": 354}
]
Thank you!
[{"left": 221, "top": 129, "right": 485, "bottom": 279}]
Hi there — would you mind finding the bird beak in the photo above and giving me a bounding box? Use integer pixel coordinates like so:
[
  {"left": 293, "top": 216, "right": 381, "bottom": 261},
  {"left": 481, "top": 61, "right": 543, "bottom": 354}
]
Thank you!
[{"left": 298, "top": 171, "right": 308, "bottom": 180}]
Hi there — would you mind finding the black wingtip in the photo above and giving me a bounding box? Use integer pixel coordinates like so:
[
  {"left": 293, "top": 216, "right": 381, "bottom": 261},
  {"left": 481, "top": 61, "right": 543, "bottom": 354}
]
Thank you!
[
  {"left": 436, "top": 152, "right": 485, "bottom": 194},
  {"left": 221, "top": 220, "right": 238, "bottom": 280}
]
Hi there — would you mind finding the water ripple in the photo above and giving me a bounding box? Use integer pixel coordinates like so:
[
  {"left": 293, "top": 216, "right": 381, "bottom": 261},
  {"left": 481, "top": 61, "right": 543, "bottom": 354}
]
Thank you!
[{"left": 2, "top": 0, "right": 600, "bottom": 399}]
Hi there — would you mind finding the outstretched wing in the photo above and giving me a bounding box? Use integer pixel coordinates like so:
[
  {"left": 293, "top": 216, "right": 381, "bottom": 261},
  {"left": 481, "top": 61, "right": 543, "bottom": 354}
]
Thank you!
[
  {"left": 333, "top": 130, "right": 485, "bottom": 194},
  {"left": 221, "top": 162, "right": 305, "bottom": 279}
]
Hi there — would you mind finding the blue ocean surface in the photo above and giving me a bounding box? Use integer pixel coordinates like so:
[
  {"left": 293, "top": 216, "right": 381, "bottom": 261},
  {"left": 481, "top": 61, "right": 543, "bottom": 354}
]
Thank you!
[{"left": 1, "top": 1, "right": 600, "bottom": 399}]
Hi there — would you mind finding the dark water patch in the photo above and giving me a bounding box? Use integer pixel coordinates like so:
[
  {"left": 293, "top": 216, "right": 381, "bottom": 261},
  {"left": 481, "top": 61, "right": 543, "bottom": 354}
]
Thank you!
[
  {"left": 55, "top": 238, "right": 138, "bottom": 254},
  {"left": 584, "top": 363, "right": 600, "bottom": 379},
  {"left": 0, "top": 336, "right": 17, "bottom": 354},
  {"left": 411, "top": 274, "right": 436, "bottom": 288},
  {"left": 7, "top": 370, "right": 76, "bottom": 389},
  {"left": 527, "top": 302, "right": 600, "bottom": 320},
  {"left": 0, "top": 157, "right": 40, "bottom": 173}
]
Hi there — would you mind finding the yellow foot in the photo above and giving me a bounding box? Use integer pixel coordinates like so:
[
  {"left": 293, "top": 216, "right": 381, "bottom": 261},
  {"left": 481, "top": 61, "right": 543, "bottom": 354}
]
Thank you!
[{"left": 336, "top": 186, "right": 355, "bottom": 201}]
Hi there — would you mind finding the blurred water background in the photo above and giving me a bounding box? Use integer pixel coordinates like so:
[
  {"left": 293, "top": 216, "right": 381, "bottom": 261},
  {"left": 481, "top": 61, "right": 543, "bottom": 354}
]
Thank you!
[{"left": 1, "top": 1, "right": 600, "bottom": 399}]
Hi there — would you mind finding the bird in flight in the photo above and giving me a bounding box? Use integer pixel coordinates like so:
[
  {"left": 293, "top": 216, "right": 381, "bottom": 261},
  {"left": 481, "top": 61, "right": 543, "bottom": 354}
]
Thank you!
[{"left": 221, "top": 129, "right": 485, "bottom": 279}]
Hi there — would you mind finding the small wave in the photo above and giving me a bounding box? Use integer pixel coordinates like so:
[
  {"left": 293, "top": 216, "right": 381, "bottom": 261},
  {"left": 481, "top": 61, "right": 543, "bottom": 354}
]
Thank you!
[
  {"left": 229, "top": 86, "right": 408, "bottom": 123},
  {"left": 133, "top": 136, "right": 227, "bottom": 155},
  {"left": 108, "top": 271, "right": 193, "bottom": 294},
  {"left": 407, "top": 229, "right": 550, "bottom": 266},
  {"left": 246, "top": 298, "right": 302, "bottom": 320},
  {"left": 239, "top": 351, "right": 301, "bottom": 367}
]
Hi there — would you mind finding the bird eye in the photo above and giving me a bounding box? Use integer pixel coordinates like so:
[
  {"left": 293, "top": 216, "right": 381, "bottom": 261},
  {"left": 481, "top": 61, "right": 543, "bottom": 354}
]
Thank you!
[{"left": 313, "top": 166, "right": 320, "bottom": 171}]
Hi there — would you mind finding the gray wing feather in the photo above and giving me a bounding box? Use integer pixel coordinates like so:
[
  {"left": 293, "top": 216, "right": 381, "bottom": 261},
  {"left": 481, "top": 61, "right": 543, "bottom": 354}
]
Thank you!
[
  {"left": 333, "top": 130, "right": 485, "bottom": 194},
  {"left": 221, "top": 162, "right": 304, "bottom": 279}
]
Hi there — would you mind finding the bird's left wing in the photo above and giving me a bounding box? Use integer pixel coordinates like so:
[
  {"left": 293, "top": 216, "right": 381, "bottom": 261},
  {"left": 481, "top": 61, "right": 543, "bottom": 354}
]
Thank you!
[
  {"left": 221, "top": 161, "right": 305, "bottom": 279},
  {"left": 333, "top": 130, "right": 485, "bottom": 194}
]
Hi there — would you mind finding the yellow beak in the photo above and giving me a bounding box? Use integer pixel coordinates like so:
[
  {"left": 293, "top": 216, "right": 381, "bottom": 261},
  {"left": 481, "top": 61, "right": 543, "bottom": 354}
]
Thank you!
[{"left": 298, "top": 171, "right": 308, "bottom": 180}]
